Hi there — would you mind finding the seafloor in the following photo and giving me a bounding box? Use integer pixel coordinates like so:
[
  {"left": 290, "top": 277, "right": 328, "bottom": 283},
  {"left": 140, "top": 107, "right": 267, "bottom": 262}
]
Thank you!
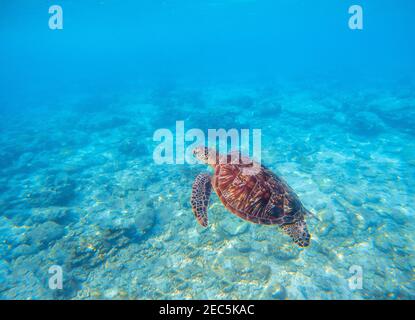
[{"left": 0, "top": 80, "right": 414, "bottom": 299}]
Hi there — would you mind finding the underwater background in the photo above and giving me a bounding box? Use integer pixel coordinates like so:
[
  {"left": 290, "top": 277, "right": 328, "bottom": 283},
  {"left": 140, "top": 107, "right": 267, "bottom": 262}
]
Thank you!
[{"left": 0, "top": 0, "right": 414, "bottom": 299}]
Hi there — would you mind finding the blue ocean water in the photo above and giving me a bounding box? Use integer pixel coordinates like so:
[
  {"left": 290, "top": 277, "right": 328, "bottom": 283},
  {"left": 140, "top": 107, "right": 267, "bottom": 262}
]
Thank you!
[{"left": 0, "top": 0, "right": 414, "bottom": 299}]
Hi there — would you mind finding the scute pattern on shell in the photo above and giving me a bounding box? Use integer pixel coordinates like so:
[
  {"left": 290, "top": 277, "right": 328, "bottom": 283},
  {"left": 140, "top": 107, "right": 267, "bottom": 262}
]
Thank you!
[{"left": 212, "top": 162, "right": 305, "bottom": 225}]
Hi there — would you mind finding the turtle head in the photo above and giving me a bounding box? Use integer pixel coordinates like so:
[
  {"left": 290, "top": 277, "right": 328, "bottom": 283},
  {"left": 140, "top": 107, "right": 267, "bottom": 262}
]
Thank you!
[{"left": 193, "top": 146, "right": 218, "bottom": 165}]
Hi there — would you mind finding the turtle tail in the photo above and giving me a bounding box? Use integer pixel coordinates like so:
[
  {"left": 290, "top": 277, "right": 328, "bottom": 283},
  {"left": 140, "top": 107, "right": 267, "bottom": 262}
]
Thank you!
[{"left": 305, "top": 208, "right": 320, "bottom": 221}]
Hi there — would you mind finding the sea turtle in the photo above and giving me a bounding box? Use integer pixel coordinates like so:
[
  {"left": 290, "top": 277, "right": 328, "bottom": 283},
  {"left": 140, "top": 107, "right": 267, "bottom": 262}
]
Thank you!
[{"left": 190, "top": 146, "right": 312, "bottom": 247}]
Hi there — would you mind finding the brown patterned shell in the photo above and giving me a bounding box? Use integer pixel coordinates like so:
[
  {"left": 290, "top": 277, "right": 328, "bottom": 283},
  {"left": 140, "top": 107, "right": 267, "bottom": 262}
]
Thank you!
[{"left": 212, "top": 159, "right": 306, "bottom": 226}]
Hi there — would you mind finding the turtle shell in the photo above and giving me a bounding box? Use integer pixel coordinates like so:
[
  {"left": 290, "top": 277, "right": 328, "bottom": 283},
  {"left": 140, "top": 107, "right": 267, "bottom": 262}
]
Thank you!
[{"left": 212, "top": 157, "right": 305, "bottom": 225}]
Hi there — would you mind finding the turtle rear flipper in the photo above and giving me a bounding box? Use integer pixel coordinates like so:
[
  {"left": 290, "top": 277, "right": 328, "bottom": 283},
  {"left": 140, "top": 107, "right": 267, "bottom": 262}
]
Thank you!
[
  {"left": 281, "top": 219, "right": 311, "bottom": 247},
  {"left": 191, "top": 173, "right": 212, "bottom": 227}
]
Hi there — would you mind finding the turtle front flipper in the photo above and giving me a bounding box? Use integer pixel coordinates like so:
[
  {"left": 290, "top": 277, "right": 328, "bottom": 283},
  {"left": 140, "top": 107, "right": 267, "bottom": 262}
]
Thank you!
[
  {"left": 191, "top": 173, "right": 212, "bottom": 227},
  {"left": 280, "top": 219, "right": 311, "bottom": 247}
]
